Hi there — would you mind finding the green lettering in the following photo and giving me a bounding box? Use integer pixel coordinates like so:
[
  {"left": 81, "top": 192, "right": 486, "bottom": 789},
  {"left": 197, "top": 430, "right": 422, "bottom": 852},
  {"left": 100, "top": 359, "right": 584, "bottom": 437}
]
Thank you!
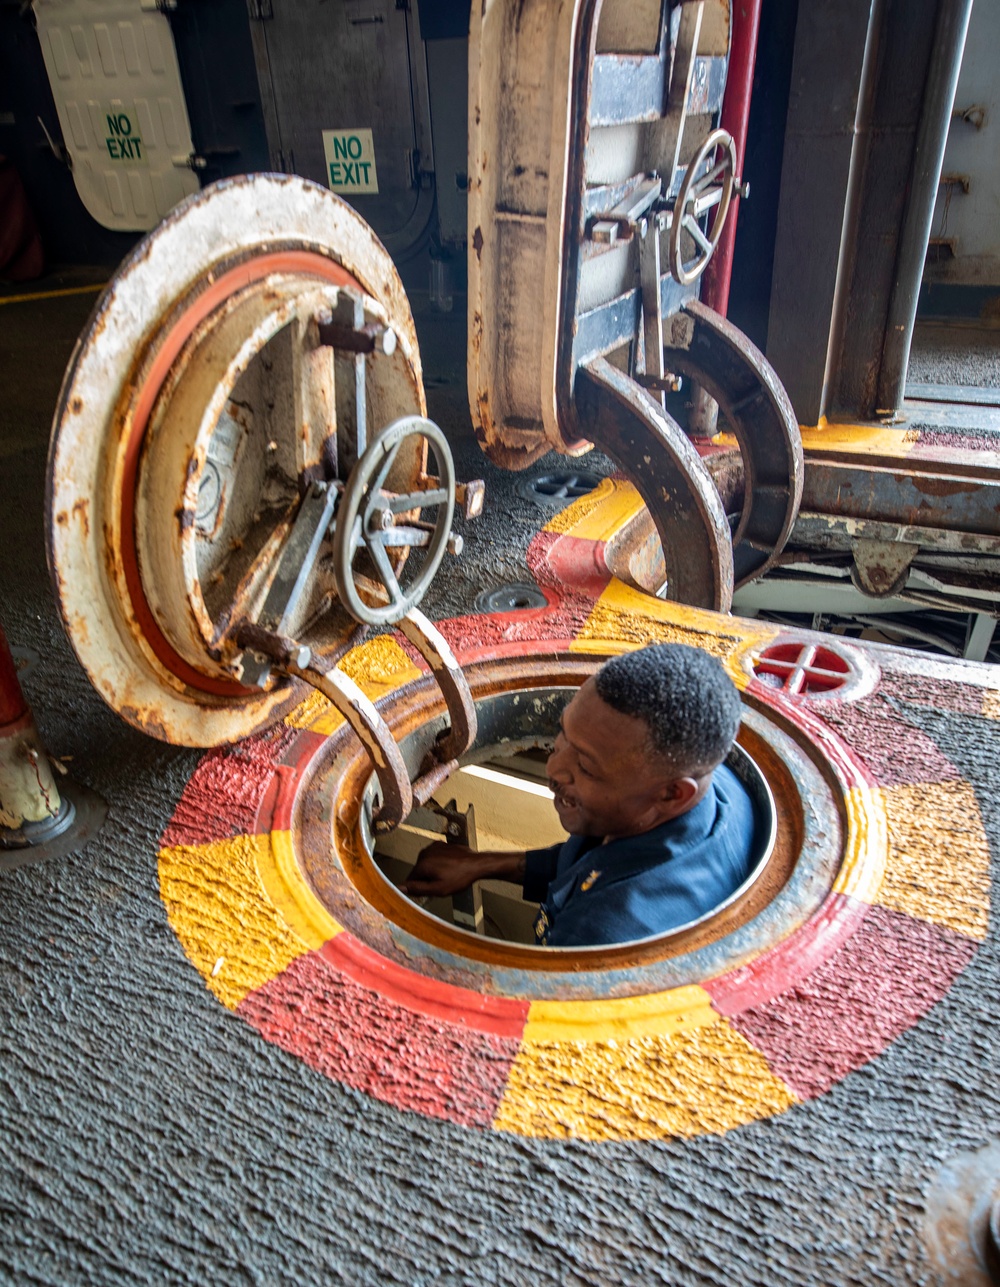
[
  {"left": 329, "top": 161, "right": 342, "bottom": 184},
  {"left": 332, "top": 137, "right": 349, "bottom": 160},
  {"left": 347, "top": 135, "right": 362, "bottom": 160},
  {"left": 107, "top": 114, "right": 122, "bottom": 136},
  {"left": 106, "top": 137, "right": 120, "bottom": 158}
]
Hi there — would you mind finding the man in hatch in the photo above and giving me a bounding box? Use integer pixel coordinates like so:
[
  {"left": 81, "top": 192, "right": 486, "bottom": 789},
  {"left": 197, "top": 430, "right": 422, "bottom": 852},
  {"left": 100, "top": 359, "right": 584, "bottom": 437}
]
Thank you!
[{"left": 403, "top": 642, "right": 757, "bottom": 947}]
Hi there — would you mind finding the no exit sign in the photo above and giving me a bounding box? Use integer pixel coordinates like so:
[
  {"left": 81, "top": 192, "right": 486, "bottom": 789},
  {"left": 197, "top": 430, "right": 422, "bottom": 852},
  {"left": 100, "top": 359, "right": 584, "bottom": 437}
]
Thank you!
[{"left": 322, "top": 129, "right": 379, "bottom": 195}]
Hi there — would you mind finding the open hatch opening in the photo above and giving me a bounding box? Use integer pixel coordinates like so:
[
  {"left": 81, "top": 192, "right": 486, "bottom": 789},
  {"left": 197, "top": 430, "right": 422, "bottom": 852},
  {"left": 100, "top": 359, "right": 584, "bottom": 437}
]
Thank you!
[
  {"left": 366, "top": 694, "right": 777, "bottom": 950},
  {"left": 373, "top": 749, "right": 565, "bottom": 944}
]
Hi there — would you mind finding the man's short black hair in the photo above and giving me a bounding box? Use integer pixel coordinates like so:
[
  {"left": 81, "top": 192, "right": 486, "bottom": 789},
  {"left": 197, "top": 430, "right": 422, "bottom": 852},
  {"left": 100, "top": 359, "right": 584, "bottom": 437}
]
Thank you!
[{"left": 593, "top": 643, "right": 741, "bottom": 775}]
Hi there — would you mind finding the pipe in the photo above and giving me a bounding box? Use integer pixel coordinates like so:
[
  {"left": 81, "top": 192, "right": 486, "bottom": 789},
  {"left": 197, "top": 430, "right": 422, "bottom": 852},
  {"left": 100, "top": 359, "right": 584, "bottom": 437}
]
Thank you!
[
  {"left": 700, "top": 0, "right": 763, "bottom": 317},
  {"left": 876, "top": 0, "right": 974, "bottom": 413},
  {"left": 0, "top": 622, "right": 63, "bottom": 835},
  {"left": 0, "top": 624, "right": 28, "bottom": 725}
]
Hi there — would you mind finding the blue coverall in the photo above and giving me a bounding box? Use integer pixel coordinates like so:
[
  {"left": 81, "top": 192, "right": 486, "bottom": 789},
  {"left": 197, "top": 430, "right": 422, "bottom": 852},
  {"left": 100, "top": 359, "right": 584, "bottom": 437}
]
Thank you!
[{"left": 523, "top": 763, "right": 757, "bottom": 947}]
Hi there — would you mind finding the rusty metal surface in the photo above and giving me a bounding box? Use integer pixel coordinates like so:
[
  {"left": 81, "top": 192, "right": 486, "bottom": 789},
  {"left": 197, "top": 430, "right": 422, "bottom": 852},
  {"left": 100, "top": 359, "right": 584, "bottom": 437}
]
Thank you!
[
  {"left": 288, "top": 657, "right": 413, "bottom": 833},
  {"left": 662, "top": 301, "right": 804, "bottom": 586},
  {"left": 397, "top": 608, "right": 477, "bottom": 768},
  {"left": 801, "top": 458, "right": 1000, "bottom": 534},
  {"left": 46, "top": 175, "right": 426, "bottom": 748},
  {"left": 469, "top": 0, "right": 731, "bottom": 469},
  {"left": 577, "top": 356, "right": 734, "bottom": 610},
  {"left": 850, "top": 538, "right": 920, "bottom": 599}
]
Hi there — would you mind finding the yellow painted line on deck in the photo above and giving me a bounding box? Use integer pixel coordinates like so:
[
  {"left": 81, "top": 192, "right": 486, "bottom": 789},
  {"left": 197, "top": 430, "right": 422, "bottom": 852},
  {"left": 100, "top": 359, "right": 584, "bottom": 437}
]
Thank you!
[
  {"left": 523, "top": 983, "right": 719, "bottom": 1043},
  {"left": 879, "top": 780, "right": 990, "bottom": 940},
  {"left": 158, "top": 833, "right": 317, "bottom": 1010},
  {"left": 260, "top": 828, "right": 343, "bottom": 949},
  {"left": 284, "top": 635, "right": 423, "bottom": 736},
  {"left": 543, "top": 476, "right": 646, "bottom": 541},
  {"left": 569, "top": 576, "right": 777, "bottom": 689},
  {"left": 799, "top": 417, "right": 919, "bottom": 458},
  {"left": 494, "top": 1015, "right": 799, "bottom": 1141},
  {"left": 0, "top": 282, "right": 106, "bottom": 306},
  {"left": 830, "top": 784, "right": 888, "bottom": 907}
]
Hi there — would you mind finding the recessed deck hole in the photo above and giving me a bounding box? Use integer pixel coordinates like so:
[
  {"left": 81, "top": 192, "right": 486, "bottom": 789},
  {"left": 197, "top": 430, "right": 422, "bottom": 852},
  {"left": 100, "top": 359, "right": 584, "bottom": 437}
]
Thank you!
[
  {"left": 519, "top": 469, "right": 603, "bottom": 506},
  {"left": 475, "top": 582, "right": 548, "bottom": 613},
  {"left": 364, "top": 691, "right": 777, "bottom": 949}
]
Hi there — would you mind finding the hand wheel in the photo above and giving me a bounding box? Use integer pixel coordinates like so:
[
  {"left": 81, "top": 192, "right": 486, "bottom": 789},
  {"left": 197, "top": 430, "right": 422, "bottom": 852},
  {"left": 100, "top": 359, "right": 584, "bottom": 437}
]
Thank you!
[
  {"left": 333, "top": 417, "right": 456, "bottom": 626},
  {"left": 668, "top": 128, "right": 738, "bottom": 286}
]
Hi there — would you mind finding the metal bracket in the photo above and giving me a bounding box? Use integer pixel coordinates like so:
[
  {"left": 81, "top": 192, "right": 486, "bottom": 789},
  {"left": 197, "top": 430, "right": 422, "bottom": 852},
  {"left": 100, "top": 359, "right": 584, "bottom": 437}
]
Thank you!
[
  {"left": 281, "top": 608, "right": 477, "bottom": 834},
  {"left": 409, "top": 796, "right": 485, "bottom": 933},
  {"left": 235, "top": 479, "right": 341, "bottom": 687}
]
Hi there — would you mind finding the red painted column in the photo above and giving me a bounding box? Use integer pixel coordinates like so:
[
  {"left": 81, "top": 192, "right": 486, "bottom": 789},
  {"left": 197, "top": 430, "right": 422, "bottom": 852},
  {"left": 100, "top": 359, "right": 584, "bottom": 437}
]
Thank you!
[
  {"left": 700, "top": 0, "right": 763, "bottom": 317},
  {"left": 0, "top": 624, "right": 28, "bottom": 726}
]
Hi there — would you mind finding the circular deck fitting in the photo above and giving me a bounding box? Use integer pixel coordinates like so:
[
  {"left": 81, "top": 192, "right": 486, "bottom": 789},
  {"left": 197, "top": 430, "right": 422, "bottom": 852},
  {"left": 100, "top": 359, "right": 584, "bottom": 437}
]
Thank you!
[
  {"left": 519, "top": 469, "right": 603, "bottom": 507},
  {"left": 297, "top": 667, "right": 813, "bottom": 991},
  {"left": 47, "top": 175, "right": 425, "bottom": 748},
  {"left": 474, "top": 583, "right": 549, "bottom": 613},
  {"left": 156, "top": 617, "right": 983, "bottom": 1140},
  {"left": 748, "top": 638, "right": 875, "bottom": 702}
]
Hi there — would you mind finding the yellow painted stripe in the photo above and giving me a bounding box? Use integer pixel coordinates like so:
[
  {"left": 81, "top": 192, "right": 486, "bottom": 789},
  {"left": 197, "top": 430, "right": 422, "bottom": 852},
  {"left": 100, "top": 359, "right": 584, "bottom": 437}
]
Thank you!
[
  {"left": 880, "top": 780, "right": 990, "bottom": 940},
  {"left": 0, "top": 282, "right": 106, "bottom": 306},
  {"left": 799, "top": 417, "right": 918, "bottom": 457},
  {"left": 569, "top": 577, "right": 776, "bottom": 686},
  {"left": 524, "top": 983, "right": 719, "bottom": 1043},
  {"left": 260, "top": 828, "right": 342, "bottom": 949},
  {"left": 830, "top": 783, "right": 888, "bottom": 906},
  {"left": 494, "top": 1016, "right": 799, "bottom": 1141},
  {"left": 284, "top": 635, "right": 423, "bottom": 734},
  {"left": 543, "top": 476, "right": 646, "bottom": 540},
  {"left": 158, "top": 834, "right": 317, "bottom": 1010},
  {"left": 983, "top": 688, "right": 1000, "bottom": 721}
]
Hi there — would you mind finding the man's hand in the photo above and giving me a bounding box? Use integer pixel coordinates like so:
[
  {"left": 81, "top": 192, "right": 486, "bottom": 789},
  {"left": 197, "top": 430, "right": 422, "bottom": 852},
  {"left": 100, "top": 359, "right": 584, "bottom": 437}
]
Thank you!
[
  {"left": 402, "top": 844, "right": 527, "bottom": 898},
  {"left": 403, "top": 843, "right": 479, "bottom": 897}
]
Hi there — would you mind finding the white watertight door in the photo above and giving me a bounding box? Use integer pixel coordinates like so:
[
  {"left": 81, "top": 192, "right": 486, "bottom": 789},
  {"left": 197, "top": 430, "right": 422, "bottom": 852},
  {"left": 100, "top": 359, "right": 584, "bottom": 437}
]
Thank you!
[{"left": 34, "top": 0, "right": 199, "bottom": 231}]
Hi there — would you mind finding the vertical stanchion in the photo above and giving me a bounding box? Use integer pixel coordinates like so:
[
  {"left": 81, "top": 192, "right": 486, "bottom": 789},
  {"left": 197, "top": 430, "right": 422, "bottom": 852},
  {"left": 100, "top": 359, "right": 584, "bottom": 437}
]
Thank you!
[{"left": 0, "top": 622, "right": 74, "bottom": 849}]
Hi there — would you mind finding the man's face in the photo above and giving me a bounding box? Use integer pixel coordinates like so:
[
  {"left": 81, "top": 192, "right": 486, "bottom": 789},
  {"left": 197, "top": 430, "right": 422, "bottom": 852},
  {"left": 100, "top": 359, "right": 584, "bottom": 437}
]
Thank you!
[{"left": 546, "top": 678, "right": 679, "bottom": 841}]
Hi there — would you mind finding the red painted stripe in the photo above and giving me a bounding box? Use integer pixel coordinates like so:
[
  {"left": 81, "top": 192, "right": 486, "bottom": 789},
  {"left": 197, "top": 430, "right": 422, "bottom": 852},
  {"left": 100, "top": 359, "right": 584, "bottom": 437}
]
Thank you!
[
  {"left": 159, "top": 722, "right": 298, "bottom": 848},
  {"left": 725, "top": 903, "right": 978, "bottom": 1101},
  {"left": 749, "top": 683, "right": 879, "bottom": 790},
  {"left": 536, "top": 532, "right": 612, "bottom": 602},
  {"left": 878, "top": 670, "right": 984, "bottom": 717},
  {"left": 818, "top": 697, "right": 962, "bottom": 787},
  {"left": 320, "top": 932, "right": 530, "bottom": 1039},
  {"left": 705, "top": 891, "right": 871, "bottom": 1015},
  {"left": 260, "top": 730, "right": 328, "bottom": 833},
  {"left": 238, "top": 950, "right": 523, "bottom": 1128}
]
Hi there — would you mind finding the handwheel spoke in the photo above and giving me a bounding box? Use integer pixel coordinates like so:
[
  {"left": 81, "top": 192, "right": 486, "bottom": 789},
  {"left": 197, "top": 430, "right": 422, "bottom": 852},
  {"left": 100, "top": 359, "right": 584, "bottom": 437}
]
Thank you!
[
  {"left": 378, "top": 525, "right": 432, "bottom": 549},
  {"left": 385, "top": 487, "right": 450, "bottom": 513},
  {"left": 366, "top": 532, "right": 405, "bottom": 605},
  {"left": 684, "top": 215, "right": 713, "bottom": 255},
  {"left": 693, "top": 159, "right": 728, "bottom": 194},
  {"left": 692, "top": 188, "right": 723, "bottom": 217},
  {"left": 368, "top": 440, "right": 401, "bottom": 499}
]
